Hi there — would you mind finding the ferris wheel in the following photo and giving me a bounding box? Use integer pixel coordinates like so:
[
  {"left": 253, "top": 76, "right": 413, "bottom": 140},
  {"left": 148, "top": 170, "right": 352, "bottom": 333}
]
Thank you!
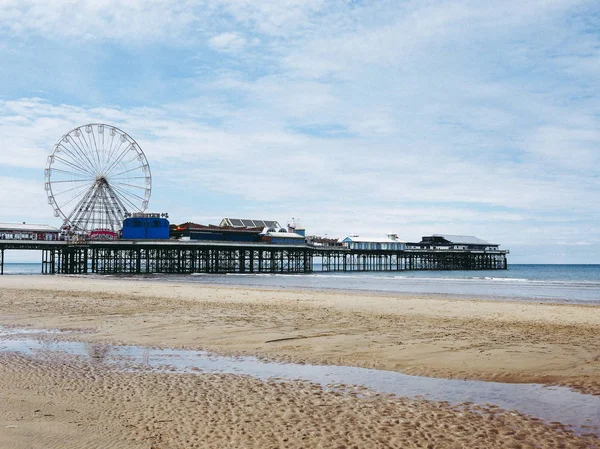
[{"left": 45, "top": 124, "right": 151, "bottom": 233}]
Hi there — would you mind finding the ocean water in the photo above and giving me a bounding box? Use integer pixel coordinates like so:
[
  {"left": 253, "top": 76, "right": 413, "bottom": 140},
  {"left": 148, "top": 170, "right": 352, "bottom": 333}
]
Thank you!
[
  {"left": 2, "top": 263, "right": 600, "bottom": 303},
  {"left": 186, "top": 264, "right": 600, "bottom": 303},
  {"left": 1, "top": 263, "right": 43, "bottom": 275}
]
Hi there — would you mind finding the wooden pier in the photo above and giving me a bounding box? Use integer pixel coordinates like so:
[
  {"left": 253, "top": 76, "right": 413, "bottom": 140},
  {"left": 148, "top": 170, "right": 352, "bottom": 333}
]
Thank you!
[
  {"left": 0, "top": 240, "right": 507, "bottom": 275},
  {"left": 315, "top": 248, "right": 507, "bottom": 271}
]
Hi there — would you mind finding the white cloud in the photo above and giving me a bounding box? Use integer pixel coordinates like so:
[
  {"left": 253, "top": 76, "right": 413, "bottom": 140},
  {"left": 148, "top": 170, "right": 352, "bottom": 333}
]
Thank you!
[
  {"left": 1, "top": 1, "right": 600, "bottom": 262},
  {"left": 1, "top": 97, "right": 597, "bottom": 220},
  {"left": 209, "top": 32, "right": 256, "bottom": 53},
  {"left": 0, "top": 0, "right": 201, "bottom": 42},
  {"left": 0, "top": 0, "right": 335, "bottom": 42},
  {"left": 0, "top": 176, "right": 51, "bottom": 221},
  {"left": 211, "top": 0, "right": 331, "bottom": 36}
]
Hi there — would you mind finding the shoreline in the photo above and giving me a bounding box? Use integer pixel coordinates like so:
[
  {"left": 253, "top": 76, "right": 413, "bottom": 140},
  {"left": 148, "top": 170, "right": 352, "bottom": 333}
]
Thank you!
[
  {"left": 103, "top": 271, "right": 600, "bottom": 305},
  {"left": 6, "top": 270, "right": 600, "bottom": 306}
]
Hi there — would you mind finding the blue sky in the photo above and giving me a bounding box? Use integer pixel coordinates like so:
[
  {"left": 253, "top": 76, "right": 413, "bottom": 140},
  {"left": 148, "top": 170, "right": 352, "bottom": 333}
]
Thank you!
[{"left": 1, "top": 0, "right": 599, "bottom": 263}]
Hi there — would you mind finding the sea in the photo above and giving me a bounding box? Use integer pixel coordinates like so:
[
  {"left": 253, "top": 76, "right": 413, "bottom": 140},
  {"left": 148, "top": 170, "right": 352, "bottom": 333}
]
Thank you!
[{"left": 2, "top": 263, "right": 600, "bottom": 304}]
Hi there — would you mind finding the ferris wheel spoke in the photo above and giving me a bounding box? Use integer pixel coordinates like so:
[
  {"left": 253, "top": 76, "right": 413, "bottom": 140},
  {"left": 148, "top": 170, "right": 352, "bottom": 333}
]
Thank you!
[
  {"left": 109, "top": 165, "right": 146, "bottom": 178},
  {"left": 110, "top": 190, "right": 139, "bottom": 214},
  {"left": 112, "top": 181, "right": 146, "bottom": 190},
  {"left": 104, "top": 131, "right": 121, "bottom": 172},
  {"left": 63, "top": 135, "right": 98, "bottom": 174},
  {"left": 47, "top": 178, "right": 94, "bottom": 184},
  {"left": 110, "top": 183, "right": 147, "bottom": 202},
  {"left": 81, "top": 130, "right": 100, "bottom": 172},
  {"left": 67, "top": 140, "right": 98, "bottom": 177},
  {"left": 104, "top": 144, "right": 134, "bottom": 176},
  {"left": 57, "top": 142, "right": 96, "bottom": 172},
  {"left": 92, "top": 132, "right": 106, "bottom": 172},
  {"left": 104, "top": 132, "right": 128, "bottom": 170},
  {"left": 99, "top": 129, "right": 106, "bottom": 168},
  {"left": 110, "top": 184, "right": 144, "bottom": 210},
  {"left": 89, "top": 129, "right": 102, "bottom": 168},
  {"left": 79, "top": 129, "right": 97, "bottom": 163},
  {"left": 74, "top": 134, "right": 101, "bottom": 174},
  {"left": 111, "top": 183, "right": 146, "bottom": 204},
  {"left": 100, "top": 131, "right": 113, "bottom": 170},
  {"left": 53, "top": 151, "right": 96, "bottom": 177},
  {"left": 106, "top": 153, "right": 143, "bottom": 177},
  {"left": 52, "top": 184, "right": 91, "bottom": 199},
  {"left": 48, "top": 167, "right": 95, "bottom": 180},
  {"left": 52, "top": 182, "right": 94, "bottom": 200},
  {"left": 60, "top": 183, "right": 97, "bottom": 215},
  {"left": 88, "top": 132, "right": 104, "bottom": 174},
  {"left": 111, "top": 181, "right": 148, "bottom": 190}
]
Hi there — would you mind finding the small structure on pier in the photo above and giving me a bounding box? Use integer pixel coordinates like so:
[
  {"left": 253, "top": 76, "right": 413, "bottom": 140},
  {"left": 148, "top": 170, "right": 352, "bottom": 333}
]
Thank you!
[
  {"left": 287, "top": 219, "right": 306, "bottom": 237},
  {"left": 0, "top": 223, "right": 59, "bottom": 241},
  {"left": 122, "top": 215, "right": 170, "bottom": 240},
  {"left": 409, "top": 234, "right": 502, "bottom": 251},
  {"left": 171, "top": 222, "right": 263, "bottom": 242},
  {"left": 260, "top": 226, "right": 306, "bottom": 245},
  {"left": 341, "top": 233, "right": 406, "bottom": 251},
  {"left": 306, "top": 236, "right": 342, "bottom": 247}
]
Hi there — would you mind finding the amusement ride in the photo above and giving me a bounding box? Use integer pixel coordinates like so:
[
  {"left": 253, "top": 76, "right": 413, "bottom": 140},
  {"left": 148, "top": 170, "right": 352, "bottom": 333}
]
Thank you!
[{"left": 44, "top": 124, "right": 151, "bottom": 236}]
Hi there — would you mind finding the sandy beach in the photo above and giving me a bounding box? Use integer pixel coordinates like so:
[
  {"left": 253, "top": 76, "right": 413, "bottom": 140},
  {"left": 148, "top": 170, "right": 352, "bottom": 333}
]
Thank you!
[{"left": 0, "top": 275, "right": 599, "bottom": 448}]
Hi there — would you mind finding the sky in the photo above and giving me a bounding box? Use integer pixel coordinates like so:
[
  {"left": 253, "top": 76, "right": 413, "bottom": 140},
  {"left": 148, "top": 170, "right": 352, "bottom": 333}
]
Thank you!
[{"left": 0, "top": 0, "right": 599, "bottom": 264}]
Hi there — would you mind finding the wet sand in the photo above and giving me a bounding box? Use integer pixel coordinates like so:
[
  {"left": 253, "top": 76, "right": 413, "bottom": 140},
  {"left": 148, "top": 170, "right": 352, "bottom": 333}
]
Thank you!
[
  {"left": 1, "top": 352, "right": 596, "bottom": 449},
  {"left": 0, "top": 275, "right": 599, "bottom": 448}
]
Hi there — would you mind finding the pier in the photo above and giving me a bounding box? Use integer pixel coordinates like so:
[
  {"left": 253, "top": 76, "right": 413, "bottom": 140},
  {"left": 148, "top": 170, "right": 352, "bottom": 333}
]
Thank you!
[{"left": 0, "top": 240, "right": 507, "bottom": 275}]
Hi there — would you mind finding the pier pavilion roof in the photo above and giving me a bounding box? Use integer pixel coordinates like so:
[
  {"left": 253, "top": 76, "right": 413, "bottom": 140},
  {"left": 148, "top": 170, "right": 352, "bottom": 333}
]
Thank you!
[
  {"left": 220, "top": 218, "right": 280, "bottom": 228},
  {"left": 172, "top": 222, "right": 263, "bottom": 232},
  {"left": 428, "top": 234, "right": 497, "bottom": 245},
  {"left": 0, "top": 223, "right": 59, "bottom": 233}
]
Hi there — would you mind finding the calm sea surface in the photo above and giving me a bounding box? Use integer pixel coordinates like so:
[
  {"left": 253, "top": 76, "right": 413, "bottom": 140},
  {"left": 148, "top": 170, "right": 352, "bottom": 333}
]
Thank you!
[{"left": 3, "top": 263, "right": 600, "bottom": 304}]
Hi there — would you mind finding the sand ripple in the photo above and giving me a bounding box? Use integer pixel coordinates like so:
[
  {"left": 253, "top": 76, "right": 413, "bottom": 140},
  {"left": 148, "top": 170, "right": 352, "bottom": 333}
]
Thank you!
[{"left": 0, "top": 353, "right": 597, "bottom": 449}]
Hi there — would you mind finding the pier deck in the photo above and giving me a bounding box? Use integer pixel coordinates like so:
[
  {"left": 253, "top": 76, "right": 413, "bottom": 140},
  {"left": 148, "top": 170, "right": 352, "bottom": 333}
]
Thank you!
[{"left": 0, "top": 240, "right": 507, "bottom": 275}]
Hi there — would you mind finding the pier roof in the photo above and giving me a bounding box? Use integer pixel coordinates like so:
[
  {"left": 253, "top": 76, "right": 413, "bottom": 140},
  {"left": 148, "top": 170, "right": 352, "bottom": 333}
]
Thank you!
[
  {"left": 431, "top": 234, "right": 495, "bottom": 245},
  {"left": 0, "top": 223, "right": 59, "bottom": 233},
  {"left": 220, "top": 218, "right": 280, "bottom": 228},
  {"left": 172, "top": 222, "right": 263, "bottom": 232},
  {"left": 342, "top": 235, "right": 406, "bottom": 243}
]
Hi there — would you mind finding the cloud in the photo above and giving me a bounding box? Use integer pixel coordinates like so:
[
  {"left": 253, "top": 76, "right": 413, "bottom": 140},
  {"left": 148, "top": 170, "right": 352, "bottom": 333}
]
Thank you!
[
  {"left": 0, "top": 0, "right": 201, "bottom": 42},
  {"left": 210, "top": 0, "right": 331, "bottom": 36},
  {"left": 1, "top": 95, "right": 599, "bottom": 261},
  {"left": 0, "top": 0, "right": 334, "bottom": 43},
  {"left": 1, "top": 1, "right": 600, "bottom": 262},
  {"left": 0, "top": 176, "right": 51, "bottom": 221},
  {"left": 208, "top": 32, "right": 257, "bottom": 53}
]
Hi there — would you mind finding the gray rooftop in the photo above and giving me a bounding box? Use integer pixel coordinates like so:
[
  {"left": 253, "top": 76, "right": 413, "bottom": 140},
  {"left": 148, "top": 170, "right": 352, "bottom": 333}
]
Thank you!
[
  {"left": 0, "top": 223, "right": 59, "bottom": 233},
  {"left": 220, "top": 218, "right": 280, "bottom": 228},
  {"left": 432, "top": 234, "right": 495, "bottom": 245}
]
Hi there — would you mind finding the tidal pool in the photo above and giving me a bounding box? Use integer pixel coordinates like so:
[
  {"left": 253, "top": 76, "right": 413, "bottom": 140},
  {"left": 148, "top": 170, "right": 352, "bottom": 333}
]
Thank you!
[{"left": 1, "top": 326, "right": 598, "bottom": 437}]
